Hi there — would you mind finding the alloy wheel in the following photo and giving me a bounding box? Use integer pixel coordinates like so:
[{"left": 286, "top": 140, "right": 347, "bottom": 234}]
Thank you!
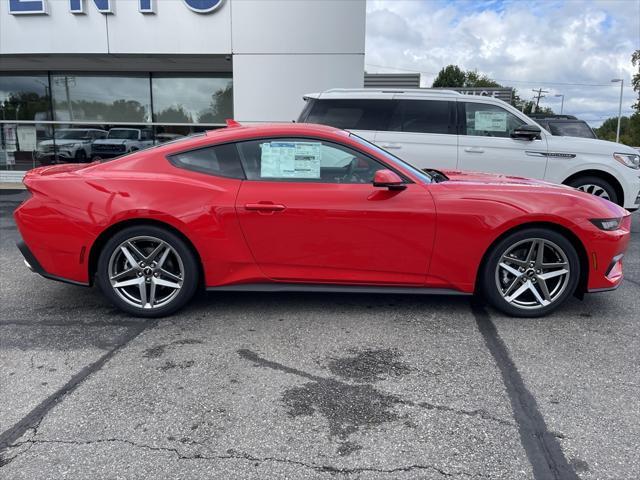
[
  {"left": 495, "top": 238, "right": 570, "bottom": 310},
  {"left": 575, "top": 183, "right": 610, "bottom": 200},
  {"left": 108, "top": 236, "right": 184, "bottom": 309}
]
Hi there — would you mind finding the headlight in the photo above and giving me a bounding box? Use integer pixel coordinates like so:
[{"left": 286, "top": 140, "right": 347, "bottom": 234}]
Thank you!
[
  {"left": 590, "top": 218, "right": 622, "bottom": 231},
  {"left": 613, "top": 152, "right": 640, "bottom": 169}
]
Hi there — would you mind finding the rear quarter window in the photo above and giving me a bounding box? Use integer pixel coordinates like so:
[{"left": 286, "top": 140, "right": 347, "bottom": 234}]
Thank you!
[{"left": 168, "top": 143, "right": 245, "bottom": 179}]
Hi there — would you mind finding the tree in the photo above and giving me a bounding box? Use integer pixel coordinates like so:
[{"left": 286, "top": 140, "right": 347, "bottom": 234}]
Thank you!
[
  {"left": 464, "top": 70, "right": 502, "bottom": 88},
  {"left": 595, "top": 116, "right": 640, "bottom": 146},
  {"left": 521, "top": 100, "right": 554, "bottom": 116},
  {"left": 631, "top": 49, "right": 640, "bottom": 112},
  {"left": 198, "top": 83, "right": 233, "bottom": 123},
  {"left": 432, "top": 65, "right": 466, "bottom": 88},
  {"left": 155, "top": 105, "right": 193, "bottom": 123}
]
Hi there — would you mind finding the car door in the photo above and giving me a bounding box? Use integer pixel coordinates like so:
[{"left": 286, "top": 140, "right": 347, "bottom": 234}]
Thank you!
[
  {"left": 457, "top": 101, "right": 549, "bottom": 178},
  {"left": 374, "top": 98, "right": 458, "bottom": 170},
  {"left": 234, "top": 137, "right": 436, "bottom": 285}
]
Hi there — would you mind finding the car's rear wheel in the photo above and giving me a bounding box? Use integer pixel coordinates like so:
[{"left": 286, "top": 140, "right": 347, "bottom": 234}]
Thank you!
[
  {"left": 96, "top": 225, "right": 198, "bottom": 317},
  {"left": 567, "top": 176, "right": 618, "bottom": 205},
  {"left": 481, "top": 228, "right": 580, "bottom": 317}
]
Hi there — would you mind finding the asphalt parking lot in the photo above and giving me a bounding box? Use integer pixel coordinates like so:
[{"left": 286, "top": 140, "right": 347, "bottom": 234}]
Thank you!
[{"left": 1, "top": 190, "right": 639, "bottom": 480}]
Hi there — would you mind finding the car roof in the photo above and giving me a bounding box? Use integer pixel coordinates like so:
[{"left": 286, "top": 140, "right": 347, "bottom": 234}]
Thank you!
[
  {"left": 204, "top": 122, "right": 348, "bottom": 140},
  {"left": 153, "top": 122, "right": 350, "bottom": 155}
]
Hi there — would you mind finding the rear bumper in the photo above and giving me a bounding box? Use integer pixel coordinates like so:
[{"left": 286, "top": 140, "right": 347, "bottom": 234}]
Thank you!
[{"left": 16, "top": 241, "right": 89, "bottom": 287}]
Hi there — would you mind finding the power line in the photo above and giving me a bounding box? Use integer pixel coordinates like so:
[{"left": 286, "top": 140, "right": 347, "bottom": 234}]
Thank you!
[{"left": 364, "top": 63, "right": 633, "bottom": 88}]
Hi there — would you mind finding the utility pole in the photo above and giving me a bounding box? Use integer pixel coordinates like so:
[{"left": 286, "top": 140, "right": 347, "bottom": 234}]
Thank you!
[
  {"left": 611, "top": 79, "right": 623, "bottom": 143},
  {"left": 532, "top": 88, "right": 549, "bottom": 111}
]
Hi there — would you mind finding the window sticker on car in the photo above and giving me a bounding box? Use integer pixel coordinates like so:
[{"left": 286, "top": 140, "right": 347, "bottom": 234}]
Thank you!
[
  {"left": 474, "top": 111, "right": 507, "bottom": 132},
  {"left": 260, "top": 142, "right": 321, "bottom": 179}
]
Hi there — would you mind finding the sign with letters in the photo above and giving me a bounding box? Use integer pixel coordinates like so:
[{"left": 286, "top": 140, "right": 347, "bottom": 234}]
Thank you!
[{"left": 8, "top": 0, "right": 224, "bottom": 15}]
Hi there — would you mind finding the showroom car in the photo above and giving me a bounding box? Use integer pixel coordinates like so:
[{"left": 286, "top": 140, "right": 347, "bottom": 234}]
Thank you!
[
  {"left": 91, "top": 127, "right": 154, "bottom": 159},
  {"left": 298, "top": 89, "right": 640, "bottom": 210},
  {"left": 14, "top": 122, "right": 631, "bottom": 318},
  {"left": 36, "top": 128, "right": 107, "bottom": 165}
]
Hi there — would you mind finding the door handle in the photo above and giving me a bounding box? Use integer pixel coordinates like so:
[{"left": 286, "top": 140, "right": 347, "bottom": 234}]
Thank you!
[
  {"left": 244, "top": 202, "right": 286, "bottom": 212},
  {"left": 380, "top": 143, "right": 402, "bottom": 150},
  {"left": 464, "top": 147, "right": 485, "bottom": 153}
]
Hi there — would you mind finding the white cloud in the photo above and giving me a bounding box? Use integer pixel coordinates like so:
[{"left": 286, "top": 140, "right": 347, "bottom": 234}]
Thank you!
[{"left": 365, "top": 0, "right": 639, "bottom": 126}]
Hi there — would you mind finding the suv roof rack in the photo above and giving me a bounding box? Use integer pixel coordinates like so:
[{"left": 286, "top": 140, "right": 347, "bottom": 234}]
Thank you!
[{"left": 317, "top": 88, "right": 462, "bottom": 96}]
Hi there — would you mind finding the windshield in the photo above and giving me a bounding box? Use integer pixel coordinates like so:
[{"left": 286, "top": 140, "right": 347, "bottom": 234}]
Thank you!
[
  {"left": 54, "top": 129, "right": 89, "bottom": 140},
  {"left": 548, "top": 122, "right": 596, "bottom": 139},
  {"left": 108, "top": 129, "right": 139, "bottom": 140},
  {"left": 349, "top": 133, "right": 433, "bottom": 184}
]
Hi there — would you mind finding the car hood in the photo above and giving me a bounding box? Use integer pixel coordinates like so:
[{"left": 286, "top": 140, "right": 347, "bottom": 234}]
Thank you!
[
  {"left": 438, "top": 169, "right": 629, "bottom": 218},
  {"left": 441, "top": 169, "right": 571, "bottom": 189},
  {"left": 39, "top": 139, "right": 85, "bottom": 147},
  {"left": 545, "top": 135, "right": 638, "bottom": 155},
  {"left": 93, "top": 139, "right": 129, "bottom": 145}
]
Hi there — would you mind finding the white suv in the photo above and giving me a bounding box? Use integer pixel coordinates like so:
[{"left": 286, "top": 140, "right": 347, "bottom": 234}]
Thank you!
[{"left": 298, "top": 89, "right": 640, "bottom": 210}]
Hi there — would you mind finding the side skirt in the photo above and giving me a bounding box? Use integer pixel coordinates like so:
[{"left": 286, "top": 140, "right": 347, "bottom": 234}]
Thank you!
[{"left": 206, "top": 283, "right": 469, "bottom": 296}]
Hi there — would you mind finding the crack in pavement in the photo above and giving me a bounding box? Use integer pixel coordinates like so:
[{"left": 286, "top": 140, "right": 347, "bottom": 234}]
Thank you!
[
  {"left": 470, "top": 300, "right": 579, "bottom": 480},
  {"left": 2, "top": 437, "right": 481, "bottom": 477},
  {"left": 0, "top": 321, "right": 153, "bottom": 453}
]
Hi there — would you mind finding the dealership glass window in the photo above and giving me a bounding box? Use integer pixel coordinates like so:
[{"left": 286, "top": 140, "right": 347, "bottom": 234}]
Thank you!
[
  {"left": 1, "top": 75, "right": 53, "bottom": 170},
  {"left": 388, "top": 100, "right": 455, "bottom": 134},
  {"left": 51, "top": 74, "right": 151, "bottom": 123},
  {"left": 304, "top": 99, "right": 397, "bottom": 131},
  {"left": 237, "top": 138, "right": 384, "bottom": 183},
  {"left": 152, "top": 76, "right": 232, "bottom": 124},
  {"left": 463, "top": 102, "right": 525, "bottom": 138}
]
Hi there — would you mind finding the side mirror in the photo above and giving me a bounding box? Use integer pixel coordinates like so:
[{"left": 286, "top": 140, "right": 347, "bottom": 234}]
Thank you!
[
  {"left": 373, "top": 169, "right": 406, "bottom": 190},
  {"left": 511, "top": 124, "right": 541, "bottom": 140}
]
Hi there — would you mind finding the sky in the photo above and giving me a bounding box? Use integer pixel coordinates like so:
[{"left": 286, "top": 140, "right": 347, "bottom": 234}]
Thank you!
[{"left": 365, "top": 0, "right": 639, "bottom": 127}]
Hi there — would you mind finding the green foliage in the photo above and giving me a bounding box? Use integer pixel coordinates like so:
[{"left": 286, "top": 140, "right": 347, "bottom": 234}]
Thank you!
[
  {"left": 521, "top": 101, "right": 554, "bottom": 116},
  {"left": 594, "top": 114, "right": 640, "bottom": 146},
  {"left": 464, "top": 70, "right": 502, "bottom": 88},
  {"left": 432, "top": 65, "right": 466, "bottom": 88},
  {"left": 632, "top": 49, "right": 640, "bottom": 112},
  {"left": 0, "top": 92, "right": 50, "bottom": 121},
  {"left": 432, "top": 65, "right": 503, "bottom": 89}
]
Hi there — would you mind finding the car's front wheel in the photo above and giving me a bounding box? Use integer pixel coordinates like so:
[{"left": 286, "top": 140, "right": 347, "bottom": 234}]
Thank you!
[
  {"left": 567, "top": 176, "right": 618, "bottom": 205},
  {"left": 481, "top": 228, "right": 580, "bottom": 317},
  {"left": 96, "top": 225, "right": 199, "bottom": 317}
]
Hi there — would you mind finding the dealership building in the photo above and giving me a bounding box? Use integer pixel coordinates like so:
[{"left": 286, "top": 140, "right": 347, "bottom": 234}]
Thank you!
[{"left": 0, "top": 0, "right": 365, "bottom": 180}]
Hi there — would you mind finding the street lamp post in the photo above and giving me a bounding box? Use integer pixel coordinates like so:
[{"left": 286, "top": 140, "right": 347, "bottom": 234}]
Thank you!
[
  {"left": 611, "top": 79, "right": 623, "bottom": 143},
  {"left": 555, "top": 94, "right": 564, "bottom": 114}
]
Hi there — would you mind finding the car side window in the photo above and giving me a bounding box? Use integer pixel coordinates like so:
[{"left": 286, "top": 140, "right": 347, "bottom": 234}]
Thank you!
[
  {"left": 304, "top": 99, "right": 397, "bottom": 131},
  {"left": 463, "top": 102, "right": 526, "bottom": 138},
  {"left": 236, "top": 138, "right": 386, "bottom": 184},
  {"left": 388, "top": 100, "right": 455, "bottom": 134},
  {"left": 168, "top": 143, "right": 245, "bottom": 179}
]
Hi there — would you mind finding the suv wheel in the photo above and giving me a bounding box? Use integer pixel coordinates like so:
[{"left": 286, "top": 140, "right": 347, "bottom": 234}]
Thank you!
[
  {"left": 96, "top": 226, "right": 198, "bottom": 317},
  {"left": 75, "top": 149, "right": 87, "bottom": 162},
  {"left": 567, "top": 176, "right": 618, "bottom": 204},
  {"left": 481, "top": 228, "right": 580, "bottom": 317}
]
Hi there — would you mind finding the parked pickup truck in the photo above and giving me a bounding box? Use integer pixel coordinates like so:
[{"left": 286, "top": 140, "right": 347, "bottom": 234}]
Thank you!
[{"left": 91, "top": 128, "right": 154, "bottom": 159}]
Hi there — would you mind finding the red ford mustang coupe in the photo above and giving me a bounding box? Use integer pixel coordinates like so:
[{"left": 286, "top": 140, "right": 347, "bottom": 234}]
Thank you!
[{"left": 15, "top": 123, "right": 630, "bottom": 318}]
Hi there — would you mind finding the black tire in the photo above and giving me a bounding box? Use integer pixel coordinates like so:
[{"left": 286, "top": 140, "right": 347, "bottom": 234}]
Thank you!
[
  {"left": 567, "top": 175, "right": 619, "bottom": 205},
  {"left": 481, "top": 228, "right": 580, "bottom": 317},
  {"left": 75, "top": 149, "right": 87, "bottom": 162},
  {"left": 96, "top": 225, "right": 199, "bottom": 317}
]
